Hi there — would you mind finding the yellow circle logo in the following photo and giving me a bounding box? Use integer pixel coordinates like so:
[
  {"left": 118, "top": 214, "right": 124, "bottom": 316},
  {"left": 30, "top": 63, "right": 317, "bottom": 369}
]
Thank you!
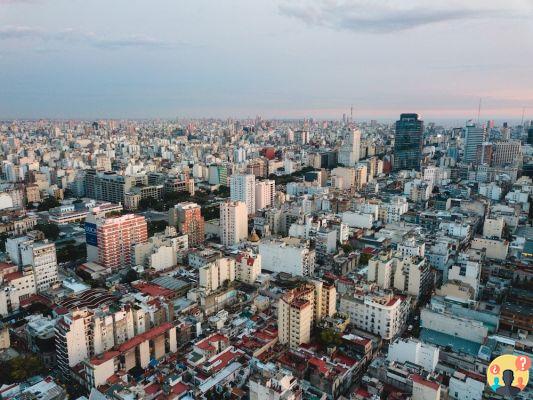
[{"left": 487, "top": 354, "right": 530, "bottom": 397}]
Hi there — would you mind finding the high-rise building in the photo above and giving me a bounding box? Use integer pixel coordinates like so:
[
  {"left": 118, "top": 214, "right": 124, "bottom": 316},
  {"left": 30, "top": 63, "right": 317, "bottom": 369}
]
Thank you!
[
  {"left": 230, "top": 174, "right": 256, "bottom": 215},
  {"left": 208, "top": 164, "right": 228, "bottom": 186},
  {"left": 528, "top": 126, "right": 533, "bottom": 146},
  {"left": 393, "top": 113, "right": 424, "bottom": 171},
  {"left": 235, "top": 250, "right": 261, "bottom": 284},
  {"left": 278, "top": 281, "right": 336, "bottom": 348},
  {"left": 368, "top": 250, "right": 433, "bottom": 299},
  {"left": 85, "top": 213, "right": 148, "bottom": 270},
  {"left": 463, "top": 122, "right": 486, "bottom": 164},
  {"left": 169, "top": 202, "right": 205, "bottom": 247},
  {"left": 220, "top": 200, "right": 248, "bottom": 246},
  {"left": 255, "top": 179, "right": 275, "bottom": 210},
  {"left": 199, "top": 256, "right": 235, "bottom": 294},
  {"left": 492, "top": 140, "right": 522, "bottom": 167},
  {"left": 259, "top": 237, "right": 315, "bottom": 277},
  {"left": 19, "top": 240, "right": 58, "bottom": 292},
  {"left": 338, "top": 129, "right": 361, "bottom": 166},
  {"left": 340, "top": 291, "right": 408, "bottom": 340}
]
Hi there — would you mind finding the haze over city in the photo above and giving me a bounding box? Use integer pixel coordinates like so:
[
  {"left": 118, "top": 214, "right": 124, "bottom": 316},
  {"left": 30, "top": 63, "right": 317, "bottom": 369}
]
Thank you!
[{"left": 1, "top": 0, "right": 533, "bottom": 120}]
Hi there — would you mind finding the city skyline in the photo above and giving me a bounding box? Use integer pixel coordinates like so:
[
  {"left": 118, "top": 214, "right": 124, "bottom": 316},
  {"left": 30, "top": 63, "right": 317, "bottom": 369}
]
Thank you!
[{"left": 1, "top": 0, "right": 532, "bottom": 120}]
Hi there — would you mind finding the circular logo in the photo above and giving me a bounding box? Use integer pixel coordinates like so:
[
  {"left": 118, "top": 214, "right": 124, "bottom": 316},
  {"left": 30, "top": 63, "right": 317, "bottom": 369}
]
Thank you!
[{"left": 487, "top": 355, "right": 530, "bottom": 397}]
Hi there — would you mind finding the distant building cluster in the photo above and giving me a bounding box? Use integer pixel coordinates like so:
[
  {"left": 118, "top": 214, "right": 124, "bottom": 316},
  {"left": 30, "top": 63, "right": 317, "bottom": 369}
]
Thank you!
[{"left": 0, "top": 116, "right": 531, "bottom": 399}]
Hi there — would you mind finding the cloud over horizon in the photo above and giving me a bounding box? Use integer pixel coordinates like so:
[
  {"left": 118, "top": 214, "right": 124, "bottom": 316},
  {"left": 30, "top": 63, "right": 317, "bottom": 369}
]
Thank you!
[
  {"left": 279, "top": 0, "right": 533, "bottom": 33},
  {"left": 0, "top": 25, "right": 177, "bottom": 50}
]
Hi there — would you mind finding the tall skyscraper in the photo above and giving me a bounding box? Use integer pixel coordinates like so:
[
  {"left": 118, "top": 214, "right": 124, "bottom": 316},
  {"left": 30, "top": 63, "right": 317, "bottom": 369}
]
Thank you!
[
  {"left": 169, "top": 202, "right": 205, "bottom": 247},
  {"left": 393, "top": 114, "right": 424, "bottom": 171},
  {"left": 338, "top": 129, "right": 361, "bottom": 166},
  {"left": 463, "top": 122, "right": 486, "bottom": 164},
  {"left": 528, "top": 126, "right": 533, "bottom": 146},
  {"left": 230, "top": 174, "right": 256, "bottom": 215},
  {"left": 220, "top": 200, "right": 248, "bottom": 246}
]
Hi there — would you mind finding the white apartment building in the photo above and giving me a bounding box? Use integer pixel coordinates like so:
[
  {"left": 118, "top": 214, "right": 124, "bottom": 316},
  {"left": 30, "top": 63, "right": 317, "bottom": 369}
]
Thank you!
[
  {"left": 368, "top": 251, "right": 432, "bottom": 298},
  {"left": 249, "top": 367, "right": 300, "bottom": 400},
  {"left": 199, "top": 257, "right": 236, "bottom": 294},
  {"left": 448, "top": 371, "right": 484, "bottom": 400},
  {"left": 55, "top": 300, "right": 162, "bottom": 378},
  {"left": 483, "top": 217, "right": 504, "bottom": 239},
  {"left": 404, "top": 179, "right": 432, "bottom": 202},
  {"left": 478, "top": 182, "right": 502, "bottom": 201},
  {"left": 259, "top": 237, "right": 315, "bottom": 276},
  {"left": 331, "top": 167, "right": 355, "bottom": 189},
  {"left": 132, "top": 227, "right": 188, "bottom": 271},
  {"left": 338, "top": 129, "right": 361, "bottom": 167},
  {"left": 354, "top": 164, "right": 368, "bottom": 189},
  {"left": 447, "top": 261, "right": 481, "bottom": 299},
  {"left": 412, "top": 375, "right": 441, "bottom": 400},
  {"left": 397, "top": 237, "right": 426, "bottom": 257},
  {"left": 379, "top": 196, "right": 409, "bottom": 224},
  {"left": 339, "top": 291, "right": 408, "bottom": 340},
  {"left": 387, "top": 338, "right": 439, "bottom": 372},
  {"left": 255, "top": 179, "right": 275, "bottom": 210},
  {"left": 220, "top": 200, "right": 248, "bottom": 246},
  {"left": 235, "top": 251, "right": 261, "bottom": 284},
  {"left": 20, "top": 240, "right": 58, "bottom": 292},
  {"left": 55, "top": 309, "right": 92, "bottom": 377},
  {"left": 341, "top": 211, "right": 374, "bottom": 229},
  {"left": 230, "top": 174, "right": 256, "bottom": 215}
]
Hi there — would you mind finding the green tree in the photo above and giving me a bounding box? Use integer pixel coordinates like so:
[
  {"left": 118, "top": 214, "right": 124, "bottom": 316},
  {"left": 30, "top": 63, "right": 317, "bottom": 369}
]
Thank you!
[
  {"left": 318, "top": 328, "right": 341, "bottom": 347},
  {"left": 37, "top": 196, "right": 60, "bottom": 211},
  {"left": 122, "top": 268, "right": 139, "bottom": 284},
  {"left": 214, "top": 185, "right": 230, "bottom": 197},
  {"left": 34, "top": 222, "right": 60, "bottom": 241},
  {"left": 57, "top": 243, "right": 87, "bottom": 263},
  {"left": 147, "top": 220, "right": 168, "bottom": 236},
  {"left": 0, "top": 233, "right": 8, "bottom": 252},
  {"left": 0, "top": 355, "right": 46, "bottom": 384}
]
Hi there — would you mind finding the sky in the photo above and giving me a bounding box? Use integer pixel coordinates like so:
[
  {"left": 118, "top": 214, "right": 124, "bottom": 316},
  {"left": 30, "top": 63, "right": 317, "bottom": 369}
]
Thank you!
[{"left": 0, "top": 0, "right": 533, "bottom": 121}]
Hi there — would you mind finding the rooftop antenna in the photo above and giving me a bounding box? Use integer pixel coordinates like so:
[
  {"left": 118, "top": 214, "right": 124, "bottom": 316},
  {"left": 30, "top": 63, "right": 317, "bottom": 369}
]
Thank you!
[{"left": 477, "top": 98, "right": 482, "bottom": 124}]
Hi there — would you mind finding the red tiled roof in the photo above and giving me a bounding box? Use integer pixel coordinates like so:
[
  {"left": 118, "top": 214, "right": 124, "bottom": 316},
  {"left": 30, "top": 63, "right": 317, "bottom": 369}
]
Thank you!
[
  {"left": 170, "top": 382, "right": 188, "bottom": 395},
  {"left": 207, "top": 348, "right": 241, "bottom": 373},
  {"left": 144, "top": 383, "right": 160, "bottom": 395},
  {"left": 90, "top": 350, "right": 120, "bottom": 366},
  {"left": 132, "top": 282, "right": 175, "bottom": 299},
  {"left": 118, "top": 322, "right": 174, "bottom": 352},
  {"left": 309, "top": 357, "right": 330, "bottom": 375},
  {"left": 0, "top": 262, "right": 16, "bottom": 272},
  {"left": 412, "top": 374, "right": 440, "bottom": 391},
  {"left": 4, "top": 271, "right": 23, "bottom": 281},
  {"left": 195, "top": 333, "right": 229, "bottom": 352}
]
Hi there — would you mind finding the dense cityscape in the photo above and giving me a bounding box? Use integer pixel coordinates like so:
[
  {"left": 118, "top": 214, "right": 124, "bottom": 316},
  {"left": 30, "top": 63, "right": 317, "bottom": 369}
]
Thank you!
[
  {"left": 0, "top": 115, "right": 530, "bottom": 399},
  {"left": 1, "top": 0, "right": 532, "bottom": 398}
]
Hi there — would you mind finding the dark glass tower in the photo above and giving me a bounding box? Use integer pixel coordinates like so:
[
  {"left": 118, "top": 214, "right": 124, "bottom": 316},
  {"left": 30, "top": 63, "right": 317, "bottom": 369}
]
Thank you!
[{"left": 393, "top": 113, "right": 424, "bottom": 171}]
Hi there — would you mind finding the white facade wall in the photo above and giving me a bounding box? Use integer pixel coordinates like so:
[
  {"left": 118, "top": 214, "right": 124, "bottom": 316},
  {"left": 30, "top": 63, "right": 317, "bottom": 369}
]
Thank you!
[
  {"left": 420, "top": 308, "right": 488, "bottom": 344},
  {"left": 230, "top": 174, "right": 256, "bottom": 215},
  {"left": 342, "top": 211, "right": 374, "bottom": 229},
  {"left": 387, "top": 338, "right": 439, "bottom": 372},
  {"left": 259, "top": 240, "right": 315, "bottom": 277},
  {"left": 255, "top": 180, "right": 275, "bottom": 210},
  {"left": 220, "top": 201, "right": 248, "bottom": 246},
  {"left": 448, "top": 374, "right": 484, "bottom": 400}
]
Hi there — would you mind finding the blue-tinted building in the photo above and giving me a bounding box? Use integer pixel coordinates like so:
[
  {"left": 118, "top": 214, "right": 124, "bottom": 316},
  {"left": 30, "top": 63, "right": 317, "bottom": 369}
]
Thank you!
[{"left": 393, "top": 113, "right": 424, "bottom": 171}]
